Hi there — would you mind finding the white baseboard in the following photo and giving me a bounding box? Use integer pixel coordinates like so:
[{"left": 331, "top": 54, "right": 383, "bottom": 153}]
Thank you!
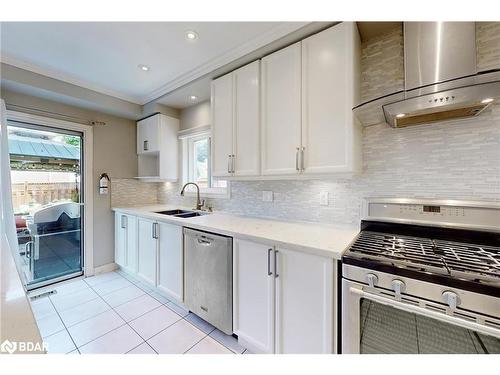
[{"left": 93, "top": 263, "right": 118, "bottom": 275}]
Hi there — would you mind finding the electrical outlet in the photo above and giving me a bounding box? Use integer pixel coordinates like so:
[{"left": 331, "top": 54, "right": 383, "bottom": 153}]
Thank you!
[
  {"left": 262, "top": 191, "right": 274, "bottom": 202},
  {"left": 320, "top": 191, "right": 329, "bottom": 206}
]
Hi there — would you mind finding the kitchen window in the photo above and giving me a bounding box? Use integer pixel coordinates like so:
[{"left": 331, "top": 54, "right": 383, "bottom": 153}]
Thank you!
[{"left": 181, "top": 130, "right": 229, "bottom": 198}]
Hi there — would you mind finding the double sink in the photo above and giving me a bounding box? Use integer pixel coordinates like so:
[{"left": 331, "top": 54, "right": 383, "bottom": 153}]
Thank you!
[{"left": 155, "top": 209, "right": 208, "bottom": 219}]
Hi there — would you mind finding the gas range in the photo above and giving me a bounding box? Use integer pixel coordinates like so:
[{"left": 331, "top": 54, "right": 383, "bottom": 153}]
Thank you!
[
  {"left": 343, "top": 221, "right": 500, "bottom": 297},
  {"left": 341, "top": 199, "right": 500, "bottom": 354}
]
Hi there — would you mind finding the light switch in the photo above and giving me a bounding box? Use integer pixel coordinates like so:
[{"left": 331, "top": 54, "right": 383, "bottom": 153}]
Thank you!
[
  {"left": 320, "top": 191, "right": 329, "bottom": 206},
  {"left": 262, "top": 191, "right": 274, "bottom": 202}
]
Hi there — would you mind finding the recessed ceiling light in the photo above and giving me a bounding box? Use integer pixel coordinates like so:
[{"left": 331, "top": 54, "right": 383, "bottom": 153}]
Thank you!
[
  {"left": 138, "top": 64, "right": 150, "bottom": 72},
  {"left": 396, "top": 113, "right": 406, "bottom": 118},
  {"left": 185, "top": 30, "right": 198, "bottom": 41},
  {"left": 189, "top": 95, "right": 198, "bottom": 101},
  {"left": 481, "top": 98, "right": 494, "bottom": 104}
]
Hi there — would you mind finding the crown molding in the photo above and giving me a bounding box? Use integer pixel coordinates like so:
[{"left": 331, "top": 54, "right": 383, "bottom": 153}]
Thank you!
[
  {"left": 1, "top": 22, "right": 311, "bottom": 106},
  {"left": 139, "top": 22, "right": 311, "bottom": 104},
  {"left": 0, "top": 54, "right": 143, "bottom": 104}
]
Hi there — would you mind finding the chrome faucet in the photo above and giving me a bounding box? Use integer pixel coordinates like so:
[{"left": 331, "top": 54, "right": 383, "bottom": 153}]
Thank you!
[{"left": 180, "top": 182, "right": 204, "bottom": 210}]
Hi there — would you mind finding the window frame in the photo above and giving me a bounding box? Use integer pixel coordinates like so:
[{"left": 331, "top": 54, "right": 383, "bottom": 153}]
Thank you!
[{"left": 180, "top": 129, "right": 230, "bottom": 199}]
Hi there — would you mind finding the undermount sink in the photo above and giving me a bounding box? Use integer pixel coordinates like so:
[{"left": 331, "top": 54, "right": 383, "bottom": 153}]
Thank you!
[{"left": 154, "top": 209, "right": 206, "bottom": 218}]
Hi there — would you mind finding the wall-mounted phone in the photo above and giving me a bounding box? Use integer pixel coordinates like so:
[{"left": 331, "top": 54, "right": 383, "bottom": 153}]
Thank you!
[{"left": 99, "top": 173, "right": 110, "bottom": 195}]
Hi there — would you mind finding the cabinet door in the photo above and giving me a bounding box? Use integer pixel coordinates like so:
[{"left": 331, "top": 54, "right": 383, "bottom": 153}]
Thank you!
[
  {"left": 157, "top": 222, "right": 183, "bottom": 302},
  {"left": 123, "top": 215, "right": 138, "bottom": 273},
  {"left": 137, "top": 218, "right": 157, "bottom": 286},
  {"left": 158, "top": 115, "right": 179, "bottom": 181},
  {"left": 275, "top": 247, "right": 333, "bottom": 354},
  {"left": 211, "top": 73, "right": 234, "bottom": 177},
  {"left": 114, "top": 213, "right": 126, "bottom": 268},
  {"left": 301, "top": 22, "right": 361, "bottom": 174},
  {"left": 233, "top": 61, "right": 260, "bottom": 176},
  {"left": 137, "top": 115, "right": 160, "bottom": 154},
  {"left": 233, "top": 239, "right": 275, "bottom": 353},
  {"left": 261, "top": 42, "right": 302, "bottom": 175}
]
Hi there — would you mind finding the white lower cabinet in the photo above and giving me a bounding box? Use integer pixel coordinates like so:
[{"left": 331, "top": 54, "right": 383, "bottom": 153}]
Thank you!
[
  {"left": 137, "top": 218, "right": 158, "bottom": 286},
  {"left": 157, "top": 222, "right": 183, "bottom": 302},
  {"left": 234, "top": 238, "right": 334, "bottom": 354},
  {"left": 115, "top": 212, "right": 184, "bottom": 303},
  {"left": 274, "top": 247, "right": 334, "bottom": 354},
  {"left": 114, "top": 212, "right": 138, "bottom": 273},
  {"left": 233, "top": 239, "right": 275, "bottom": 353}
]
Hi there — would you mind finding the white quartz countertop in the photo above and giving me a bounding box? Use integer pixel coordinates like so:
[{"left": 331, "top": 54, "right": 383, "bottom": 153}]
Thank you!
[{"left": 112, "top": 204, "right": 360, "bottom": 259}]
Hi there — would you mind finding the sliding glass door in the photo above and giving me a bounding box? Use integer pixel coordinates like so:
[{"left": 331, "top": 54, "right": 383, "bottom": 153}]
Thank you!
[{"left": 7, "top": 121, "right": 84, "bottom": 289}]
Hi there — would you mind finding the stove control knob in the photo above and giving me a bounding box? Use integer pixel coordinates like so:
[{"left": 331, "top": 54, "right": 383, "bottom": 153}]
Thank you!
[
  {"left": 366, "top": 273, "right": 378, "bottom": 288},
  {"left": 391, "top": 279, "right": 406, "bottom": 299},
  {"left": 442, "top": 291, "right": 460, "bottom": 310}
]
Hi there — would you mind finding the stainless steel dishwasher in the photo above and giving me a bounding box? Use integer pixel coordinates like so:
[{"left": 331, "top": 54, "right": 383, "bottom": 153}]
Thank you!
[{"left": 184, "top": 228, "right": 233, "bottom": 335}]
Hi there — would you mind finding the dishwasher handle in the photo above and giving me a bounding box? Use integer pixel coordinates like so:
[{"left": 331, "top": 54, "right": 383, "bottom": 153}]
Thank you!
[{"left": 197, "top": 237, "right": 213, "bottom": 246}]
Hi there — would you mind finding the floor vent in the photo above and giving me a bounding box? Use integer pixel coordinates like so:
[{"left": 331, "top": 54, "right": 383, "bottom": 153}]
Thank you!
[{"left": 29, "top": 290, "right": 57, "bottom": 301}]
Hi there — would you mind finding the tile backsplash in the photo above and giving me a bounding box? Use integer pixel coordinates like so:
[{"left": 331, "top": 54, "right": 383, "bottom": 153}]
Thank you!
[{"left": 114, "top": 104, "right": 500, "bottom": 225}]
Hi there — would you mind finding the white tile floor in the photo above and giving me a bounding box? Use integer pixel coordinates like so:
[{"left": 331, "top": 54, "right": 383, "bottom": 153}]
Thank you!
[{"left": 29, "top": 270, "right": 250, "bottom": 354}]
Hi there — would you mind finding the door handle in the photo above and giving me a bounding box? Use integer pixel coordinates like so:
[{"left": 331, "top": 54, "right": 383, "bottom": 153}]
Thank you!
[
  {"left": 231, "top": 154, "right": 235, "bottom": 173},
  {"left": 295, "top": 147, "right": 300, "bottom": 171},
  {"left": 144, "top": 140, "right": 149, "bottom": 151},
  {"left": 152, "top": 222, "right": 158, "bottom": 239},
  {"left": 274, "top": 250, "right": 279, "bottom": 278},
  {"left": 301, "top": 146, "right": 305, "bottom": 171},
  {"left": 121, "top": 215, "right": 126, "bottom": 228},
  {"left": 227, "top": 155, "right": 231, "bottom": 174},
  {"left": 267, "top": 248, "right": 273, "bottom": 276}
]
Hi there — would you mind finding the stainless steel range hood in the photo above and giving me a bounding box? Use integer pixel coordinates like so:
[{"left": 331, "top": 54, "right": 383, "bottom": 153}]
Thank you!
[{"left": 355, "top": 22, "right": 500, "bottom": 128}]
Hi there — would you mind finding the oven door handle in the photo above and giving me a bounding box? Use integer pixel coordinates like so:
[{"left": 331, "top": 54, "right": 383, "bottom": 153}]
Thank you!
[{"left": 350, "top": 287, "right": 500, "bottom": 339}]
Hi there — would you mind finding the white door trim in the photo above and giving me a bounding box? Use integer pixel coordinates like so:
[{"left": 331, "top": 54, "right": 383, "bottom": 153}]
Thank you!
[{"left": 6, "top": 110, "right": 95, "bottom": 277}]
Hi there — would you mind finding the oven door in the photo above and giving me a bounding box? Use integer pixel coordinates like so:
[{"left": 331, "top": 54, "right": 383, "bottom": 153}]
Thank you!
[{"left": 342, "top": 279, "right": 500, "bottom": 354}]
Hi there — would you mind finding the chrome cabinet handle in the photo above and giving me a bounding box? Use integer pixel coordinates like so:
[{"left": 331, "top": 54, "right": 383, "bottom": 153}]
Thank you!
[
  {"left": 267, "top": 248, "right": 273, "bottom": 276},
  {"left": 301, "top": 146, "right": 305, "bottom": 171},
  {"left": 227, "top": 155, "right": 231, "bottom": 174},
  {"left": 295, "top": 147, "right": 300, "bottom": 171},
  {"left": 143, "top": 140, "right": 149, "bottom": 151},
  {"left": 152, "top": 222, "right": 158, "bottom": 239},
  {"left": 274, "top": 250, "right": 279, "bottom": 278},
  {"left": 121, "top": 215, "right": 126, "bottom": 229},
  {"left": 231, "top": 154, "right": 235, "bottom": 173}
]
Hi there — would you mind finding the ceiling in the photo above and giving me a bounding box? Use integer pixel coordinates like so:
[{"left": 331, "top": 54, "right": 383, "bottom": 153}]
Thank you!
[{"left": 0, "top": 22, "right": 308, "bottom": 106}]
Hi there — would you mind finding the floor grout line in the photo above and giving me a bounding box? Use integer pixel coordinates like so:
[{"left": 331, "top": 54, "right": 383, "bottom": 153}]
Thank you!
[
  {"left": 46, "top": 295, "right": 79, "bottom": 353},
  {"left": 38, "top": 270, "right": 246, "bottom": 354}
]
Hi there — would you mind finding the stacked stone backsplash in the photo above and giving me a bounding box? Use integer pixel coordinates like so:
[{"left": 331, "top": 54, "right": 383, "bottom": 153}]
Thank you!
[{"left": 153, "top": 104, "right": 500, "bottom": 225}]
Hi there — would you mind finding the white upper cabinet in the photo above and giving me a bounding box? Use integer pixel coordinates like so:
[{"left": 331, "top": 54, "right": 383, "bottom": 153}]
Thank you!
[
  {"left": 261, "top": 42, "right": 302, "bottom": 176},
  {"left": 211, "top": 73, "right": 234, "bottom": 177},
  {"left": 211, "top": 60, "right": 260, "bottom": 177},
  {"left": 210, "top": 22, "right": 361, "bottom": 179},
  {"left": 136, "top": 114, "right": 179, "bottom": 181},
  {"left": 301, "top": 22, "right": 361, "bottom": 174},
  {"left": 233, "top": 61, "right": 260, "bottom": 176},
  {"left": 137, "top": 115, "right": 160, "bottom": 154}
]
